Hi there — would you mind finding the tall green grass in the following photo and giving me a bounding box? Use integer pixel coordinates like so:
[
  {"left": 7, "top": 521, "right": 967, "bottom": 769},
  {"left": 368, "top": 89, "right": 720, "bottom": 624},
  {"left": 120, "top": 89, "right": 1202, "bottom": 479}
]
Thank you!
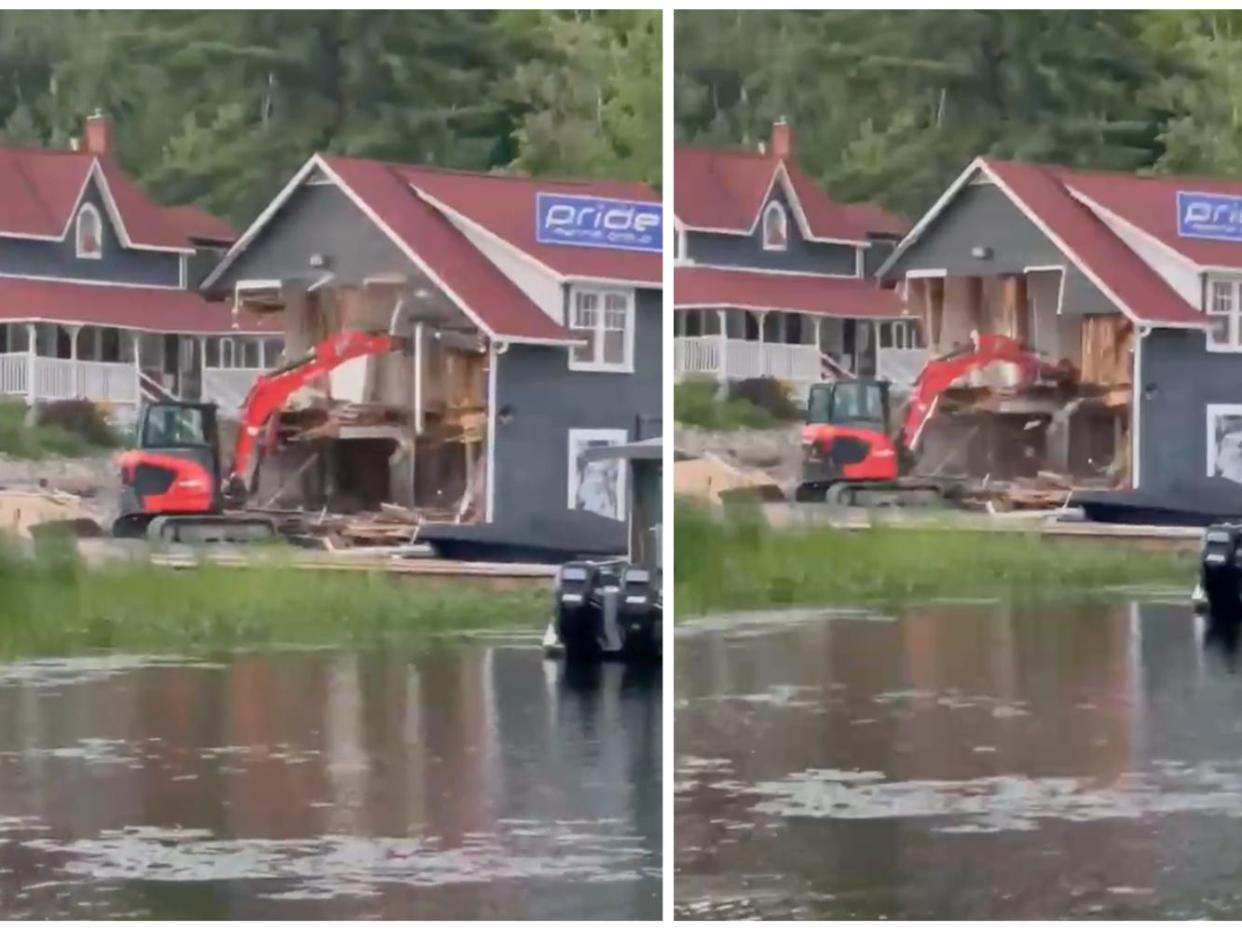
[
  {"left": 674, "top": 498, "right": 1197, "bottom": 618},
  {"left": 0, "top": 535, "right": 547, "bottom": 658}
]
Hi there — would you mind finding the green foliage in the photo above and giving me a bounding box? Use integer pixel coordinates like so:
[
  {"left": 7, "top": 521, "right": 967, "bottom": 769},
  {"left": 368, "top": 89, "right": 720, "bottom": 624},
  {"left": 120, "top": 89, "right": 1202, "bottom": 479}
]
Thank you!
[
  {"left": 0, "top": 11, "right": 661, "bottom": 225},
  {"left": 0, "top": 401, "right": 98, "bottom": 458},
  {"left": 730, "top": 377, "right": 801, "bottom": 422},
  {"left": 0, "top": 536, "right": 547, "bottom": 658},
  {"left": 674, "top": 377, "right": 776, "bottom": 431},
  {"left": 35, "top": 400, "right": 121, "bottom": 450},
  {"left": 674, "top": 10, "right": 1234, "bottom": 218},
  {"left": 674, "top": 498, "right": 1196, "bottom": 617},
  {"left": 675, "top": 377, "right": 804, "bottom": 430}
]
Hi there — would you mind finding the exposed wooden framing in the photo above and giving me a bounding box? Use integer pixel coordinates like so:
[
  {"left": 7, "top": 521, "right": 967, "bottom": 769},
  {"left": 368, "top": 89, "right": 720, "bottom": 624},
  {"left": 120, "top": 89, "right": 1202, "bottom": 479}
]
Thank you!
[
  {"left": 1080, "top": 315, "right": 1133, "bottom": 386},
  {"left": 1000, "top": 274, "right": 1031, "bottom": 346},
  {"left": 965, "top": 276, "right": 985, "bottom": 334}
]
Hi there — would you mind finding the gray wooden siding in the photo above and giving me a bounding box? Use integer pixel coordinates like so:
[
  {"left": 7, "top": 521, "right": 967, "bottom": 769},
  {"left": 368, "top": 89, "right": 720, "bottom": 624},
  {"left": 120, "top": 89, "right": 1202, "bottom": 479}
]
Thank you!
[
  {"left": 886, "top": 182, "right": 1116, "bottom": 315},
  {"left": 0, "top": 179, "right": 180, "bottom": 286},
  {"left": 203, "top": 183, "right": 413, "bottom": 295},
  {"left": 491, "top": 287, "right": 662, "bottom": 535},
  {"left": 683, "top": 188, "right": 859, "bottom": 276},
  {"left": 1138, "top": 328, "right": 1242, "bottom": 490}
]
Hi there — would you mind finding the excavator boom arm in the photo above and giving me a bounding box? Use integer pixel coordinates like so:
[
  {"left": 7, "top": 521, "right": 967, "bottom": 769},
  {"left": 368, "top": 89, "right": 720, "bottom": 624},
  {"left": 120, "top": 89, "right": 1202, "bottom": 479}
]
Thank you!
[
  {"left": 901, "top": 333, "right": 1055, "bottom": 452},
  {"left": 227, "top": 330, "right": 406, "bottom": 494}
]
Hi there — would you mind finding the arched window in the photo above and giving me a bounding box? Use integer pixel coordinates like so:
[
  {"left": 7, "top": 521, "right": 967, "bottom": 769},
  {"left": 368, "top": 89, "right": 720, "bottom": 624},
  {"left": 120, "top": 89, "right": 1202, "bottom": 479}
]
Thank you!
[
  {"left": 75, "top": 204, "right": 102, "bottom": 259},
  {"left": 762, "top": 201, "right": 788, "bottom": 251}
]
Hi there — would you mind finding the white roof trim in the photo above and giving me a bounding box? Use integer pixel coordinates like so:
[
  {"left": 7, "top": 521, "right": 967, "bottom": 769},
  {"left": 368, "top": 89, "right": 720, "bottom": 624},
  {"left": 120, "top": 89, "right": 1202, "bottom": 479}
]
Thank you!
[
  {"left": 876, "top": 158, "right": 987, "bottom": 281},
  {"left": 676, "top": 262, "right": 861, "bottom": 281},
  {"left": 200, "top": 155, "right": 323, "bottom": 291},
  {"left": 0, "top": 159, "right": 192, "bottom": 255},
  {"left": 878, "top": 158, "right": 1206, "bottom": 331},
  {"left": 204, "top": 154, "right": 586, "bottom": 346},
  {"left": 0, "top": 271, "right": 182, "bottom": 291},
  {"left": 674, "top": 300, "right": 907, "bottom": 320},
  {"left": 983, "top": 162, "right": 1204, "bottom": 331},
  {"left": 0, "top": 316, "right": 280, "bottom": 336},
  {"left": 411, "top": 185, "right": 567, "bottom": 283},
  {"left": 1066, "top": 186, "right": 1207, "bottom": 272},
  {"left": 677, "top": 160, "right": 871, "bottom": 247}
]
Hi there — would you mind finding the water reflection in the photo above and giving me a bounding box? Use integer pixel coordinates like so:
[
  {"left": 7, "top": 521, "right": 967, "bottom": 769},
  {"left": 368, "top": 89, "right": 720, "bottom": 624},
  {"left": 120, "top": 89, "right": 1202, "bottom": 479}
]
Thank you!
[
  {"left": 0, "top": 644, "right": 661, "bottom": 919},
  {"left": 675, "top": 598, "right": 1242, "bottom": 919}
]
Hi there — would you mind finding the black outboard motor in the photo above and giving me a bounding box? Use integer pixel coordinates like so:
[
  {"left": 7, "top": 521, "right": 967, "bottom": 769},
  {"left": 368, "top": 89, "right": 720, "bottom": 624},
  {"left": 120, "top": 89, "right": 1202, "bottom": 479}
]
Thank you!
[
  {"left": 618, "top": 565, "right": 660, "bottom": 661},
  {"left": 1200, "top": 524, "right": 1242, "bottom": 618},
  {"left": 554, "top": 562, "right": 602, "bottom": 660}
]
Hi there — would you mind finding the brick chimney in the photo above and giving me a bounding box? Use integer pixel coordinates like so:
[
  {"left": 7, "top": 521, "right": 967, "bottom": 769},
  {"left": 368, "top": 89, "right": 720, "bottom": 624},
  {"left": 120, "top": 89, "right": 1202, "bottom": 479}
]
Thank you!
[
  {"left": 770, "top": 118, "right": 793, "bottom": 160},
  {"left": 84, "top": 109, "right": 112, "bottom": 156}
]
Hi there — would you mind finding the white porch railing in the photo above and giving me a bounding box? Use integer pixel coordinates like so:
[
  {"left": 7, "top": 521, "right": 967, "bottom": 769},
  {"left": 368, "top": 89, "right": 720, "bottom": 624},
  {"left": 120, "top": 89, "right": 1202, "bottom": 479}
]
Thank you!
[
  {"left": 875, "top": 347, "right": 928, "bottom": 389},
  {"left": 0, "top": 355, "right": 138, "bottom": 405},
  {"left": 0, "top": 353, "right": 27, "bottom": 397},
  {"left": 202, "top": 366, "right": 264, "bottom": 416},
  {"left": 675, "top": 336, "right": 820, "bottom": 384}
]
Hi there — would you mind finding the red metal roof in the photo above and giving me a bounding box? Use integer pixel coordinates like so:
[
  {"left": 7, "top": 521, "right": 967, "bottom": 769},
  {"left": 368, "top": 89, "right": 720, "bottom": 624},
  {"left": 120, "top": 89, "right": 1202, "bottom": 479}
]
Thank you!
[
  {"left": 982, "top": 159, "right": 1206, "bottom": 327},
  {"left": 321, "top": 156, "right": 577, "bottom": 344},
  {"left": 161, "top": 204, "right": 237, "bottom": 245},
  {"left": 675, "top": 266, "right": 906, "bottom": 318},
  {"left": 394, "top": 164, "right": 659, "bottom": 284},
  {"left": 675, "top": 144, "right": 909, "bottom": 242},
  {"left": 0, "top": 277, "right": 275, "bottom": 334},
  {"left": 0, "top": 144, "right": 232, "bottom": 252},
  {"left": 1057, "top": 166, "right": 1242, "bottom": 268}
]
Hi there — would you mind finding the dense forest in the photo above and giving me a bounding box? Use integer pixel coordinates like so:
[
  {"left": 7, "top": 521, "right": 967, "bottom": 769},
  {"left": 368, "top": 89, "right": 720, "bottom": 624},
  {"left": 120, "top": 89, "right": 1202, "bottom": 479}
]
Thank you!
[
  {"left": 0, "top": 10, "right": 661, "bottom": 223},
  {"left": 676, "top": 10, "right": 1242, "bottom": 219}
]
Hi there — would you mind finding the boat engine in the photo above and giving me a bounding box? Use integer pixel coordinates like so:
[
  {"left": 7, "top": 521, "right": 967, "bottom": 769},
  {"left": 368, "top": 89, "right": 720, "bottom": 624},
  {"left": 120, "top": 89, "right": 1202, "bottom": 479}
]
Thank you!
[
  {"left": 549, "top": 560, "right": 662, "bottom": 663},
  {"left": 1199, "top": 525, "right": 1242, "bottom": 618}
]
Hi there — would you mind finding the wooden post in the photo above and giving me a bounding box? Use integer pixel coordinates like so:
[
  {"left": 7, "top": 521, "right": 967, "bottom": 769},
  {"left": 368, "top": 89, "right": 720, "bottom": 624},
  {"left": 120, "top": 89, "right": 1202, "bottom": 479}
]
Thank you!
[
  {"left": 925, "top": 277, "right": 945, "bottom": 353},
  {"left": 966, "top": 276, "right": 986, "bottom": 336},
  {"left": 1001, "top": 274, "right": 1031, "bottom": 346},
  {"left": 716, "top": 309, "right": 728, "bottom": 386}
]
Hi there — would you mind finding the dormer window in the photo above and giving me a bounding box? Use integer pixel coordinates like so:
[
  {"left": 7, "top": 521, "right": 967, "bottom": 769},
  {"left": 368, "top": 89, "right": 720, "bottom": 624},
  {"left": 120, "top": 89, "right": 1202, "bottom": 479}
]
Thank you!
[
  {"left": 762, "top": 201, "right": 788, "bottom": 251},
  {"left": 75, "top": 204, "right": 102, "bottom": 259}
]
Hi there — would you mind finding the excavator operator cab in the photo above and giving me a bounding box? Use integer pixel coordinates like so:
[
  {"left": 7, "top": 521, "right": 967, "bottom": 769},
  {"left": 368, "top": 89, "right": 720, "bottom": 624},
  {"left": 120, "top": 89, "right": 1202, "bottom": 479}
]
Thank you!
[
  {"left": 137, "top": 402, "right": 219, "bottom": 452},
  {"left": 806, "top": 380, "right": 891, "bottom": 436}
]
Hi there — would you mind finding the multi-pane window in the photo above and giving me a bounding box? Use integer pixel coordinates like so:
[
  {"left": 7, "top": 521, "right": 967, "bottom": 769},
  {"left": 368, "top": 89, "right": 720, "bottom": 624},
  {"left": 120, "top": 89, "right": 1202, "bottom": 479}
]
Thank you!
[
  {"left": 569, "top": 287, "right": 634, "bottom": 372},
  {"left": 1209, "top": 277, "right": 1242, "bottom": 350}
]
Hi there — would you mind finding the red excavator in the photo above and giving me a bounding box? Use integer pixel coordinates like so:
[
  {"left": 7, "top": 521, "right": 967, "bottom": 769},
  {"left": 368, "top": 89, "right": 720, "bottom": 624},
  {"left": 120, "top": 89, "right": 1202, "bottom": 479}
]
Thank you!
[
  {"left": 795, "top": 332, "right": 1063, "bottom": 505},
  {"left": 114, "top": 328, "right": 408, "bottom": 543}
]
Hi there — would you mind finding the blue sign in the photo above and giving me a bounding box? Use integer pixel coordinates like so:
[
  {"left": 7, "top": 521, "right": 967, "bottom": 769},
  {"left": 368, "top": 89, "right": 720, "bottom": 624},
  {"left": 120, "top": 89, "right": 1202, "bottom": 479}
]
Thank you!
[
  {"left": 535, "top": 193, "right": 662, "bottom": 253},
  {"left": 1177, "top": 191, "right": 1242, "bottom": 242}
]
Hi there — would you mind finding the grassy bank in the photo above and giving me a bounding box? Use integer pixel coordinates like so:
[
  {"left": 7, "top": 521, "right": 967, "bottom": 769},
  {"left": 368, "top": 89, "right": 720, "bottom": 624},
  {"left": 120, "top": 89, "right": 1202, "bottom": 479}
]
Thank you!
[
  {"left": 675, "top": 499, "right": 1197, "bottom": 617},
  {"left": 0, "top": 538, "right": 547, "bottom": 658}
]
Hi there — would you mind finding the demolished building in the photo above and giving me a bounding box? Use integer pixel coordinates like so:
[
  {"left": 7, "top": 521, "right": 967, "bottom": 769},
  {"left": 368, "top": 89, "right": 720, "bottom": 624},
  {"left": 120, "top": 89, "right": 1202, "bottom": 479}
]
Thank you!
[
  {"left": 201, "top": 155, "right": 661, "bottom": 542},
  {"left": 878, "top": 157, "right": 1242, "bottom": 493}
]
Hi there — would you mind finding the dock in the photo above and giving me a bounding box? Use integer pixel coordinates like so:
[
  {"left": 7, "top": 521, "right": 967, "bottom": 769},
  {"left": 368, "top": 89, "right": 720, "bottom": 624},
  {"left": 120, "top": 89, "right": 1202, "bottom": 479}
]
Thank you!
[{"left": 756, "top": 503, "right": 1204, "bottom": 552}]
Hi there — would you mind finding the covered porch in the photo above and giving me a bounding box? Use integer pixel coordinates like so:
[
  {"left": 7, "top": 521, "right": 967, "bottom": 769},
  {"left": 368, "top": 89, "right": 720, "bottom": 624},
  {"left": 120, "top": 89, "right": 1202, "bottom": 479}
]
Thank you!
[
  {"left": 674, "top": 265, "right": 928, "bottom": 396},
  {"left": 0, "top": 277, "right": 282, "bottom": 423}
]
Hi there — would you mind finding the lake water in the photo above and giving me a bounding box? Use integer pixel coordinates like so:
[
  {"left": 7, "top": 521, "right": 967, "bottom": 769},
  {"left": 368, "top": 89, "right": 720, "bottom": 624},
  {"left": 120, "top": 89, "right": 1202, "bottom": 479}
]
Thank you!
[
  {"left": 675, "top": 596, "right": 1242, "bottom": 919},
  {"left": 0, "top": 640, "right": 661, "bottom": 919}
]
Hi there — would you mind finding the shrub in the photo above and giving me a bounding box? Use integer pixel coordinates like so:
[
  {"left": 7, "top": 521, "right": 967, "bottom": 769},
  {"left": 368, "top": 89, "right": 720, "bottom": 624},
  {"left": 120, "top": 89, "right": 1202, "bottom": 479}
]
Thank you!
[
  {"left": 730, "top": 377, "right": 802, "bottom": 422},
  {"left": 675, "top": 378, "right": 774, "bottom": 430},
  {"left": 36, "top": 400, "right": 121, "bottom": 449}
]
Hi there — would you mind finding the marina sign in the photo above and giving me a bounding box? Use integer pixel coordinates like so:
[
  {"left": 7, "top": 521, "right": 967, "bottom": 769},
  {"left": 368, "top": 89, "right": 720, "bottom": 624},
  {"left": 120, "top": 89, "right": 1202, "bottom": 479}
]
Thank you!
[
  {"left": 1177, "top": 191, "right": 1242, "bottom": 242},
  {"left": 536, "top": 193, "right": 662, "bottom": 252}
]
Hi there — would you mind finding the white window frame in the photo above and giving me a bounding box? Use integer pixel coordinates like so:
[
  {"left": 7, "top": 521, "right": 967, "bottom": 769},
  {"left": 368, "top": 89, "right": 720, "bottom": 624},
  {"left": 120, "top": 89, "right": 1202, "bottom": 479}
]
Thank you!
[
  {"left": 75, "top": 204, "right": 103, "bottom": 260},
  {"left": 762, "top": 201, "right": 789, "bottom": 252},
  {"left": 1207, "top": 402, "right": 1242, "bottom": 482},
  {"left": 567, "top": 285, "right": 635, "bottom": 373},
  {"left": 1207, "top": 276, "right": 1242, "bottom": 352},
  {"left": 567, "top": 427, "right": 629, "bottom": 521}
]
